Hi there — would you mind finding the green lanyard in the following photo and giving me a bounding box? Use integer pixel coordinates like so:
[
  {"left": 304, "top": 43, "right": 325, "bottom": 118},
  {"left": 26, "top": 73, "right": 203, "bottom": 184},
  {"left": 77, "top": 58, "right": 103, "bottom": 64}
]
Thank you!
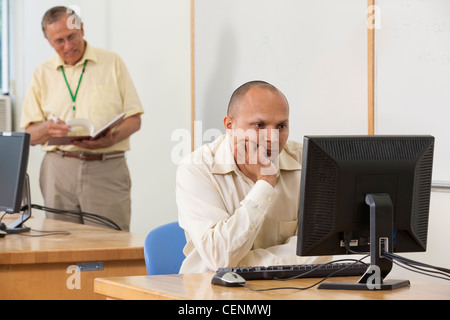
[{"left": 61, "top": 60, "right": 88, "bottom": 111}]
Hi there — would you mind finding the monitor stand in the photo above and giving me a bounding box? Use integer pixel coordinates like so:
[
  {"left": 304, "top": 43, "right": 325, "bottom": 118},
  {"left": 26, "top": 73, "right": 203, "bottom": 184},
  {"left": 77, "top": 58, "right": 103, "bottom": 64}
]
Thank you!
[
  {"left": 318, "top": 193, "right": 410, "bottom": 291},
  {"left": 6, "top": 174, "right": 32, "bottom": 234}
]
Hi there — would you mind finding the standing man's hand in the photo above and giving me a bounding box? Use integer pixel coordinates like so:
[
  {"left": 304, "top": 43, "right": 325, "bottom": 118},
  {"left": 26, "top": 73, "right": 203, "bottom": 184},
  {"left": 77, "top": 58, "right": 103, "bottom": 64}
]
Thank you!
[
  {"left": 47, "top": 118, "right": 71, "bottom": 137},
  {"left": 26, "top": 118, "right": 71, "bottom": 146}
]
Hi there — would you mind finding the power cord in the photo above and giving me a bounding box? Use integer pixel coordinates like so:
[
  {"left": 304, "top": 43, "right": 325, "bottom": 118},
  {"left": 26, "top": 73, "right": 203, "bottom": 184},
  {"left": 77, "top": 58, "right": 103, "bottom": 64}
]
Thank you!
[
  {"left": 241, "top": 256, "right": 370, "bottom": 292},
  {"left": 2, "top": 203, "right": 121, "bottom": 237},
  {"left": 382, "top": 251, "right": 450, "bottom": 282},
  {"left": 17, "top": 228, "right": 71, "bottom": 237},
  {"left": 344, "top": 244, "right": 450, "bottom": 282},
  {"left": 28, "top": 204, "right": 122, "bottom": 231},
  {"left": 240, "top": 247, "right": 450, "bottom": 292},
  {"left": 0, "top": 211, "right": 71, "bottom": 237}
]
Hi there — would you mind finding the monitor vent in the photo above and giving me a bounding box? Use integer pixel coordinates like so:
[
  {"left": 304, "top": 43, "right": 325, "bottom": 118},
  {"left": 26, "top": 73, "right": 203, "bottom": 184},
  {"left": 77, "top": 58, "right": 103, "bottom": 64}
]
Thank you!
[
  {"left": 316, "top": 138, "right": 432, "bottom": 161},
  {"left": 411, "top": 144, "right": 434, "bottom": 250},
  {"left": 302, "top": 144, "right": 337, "bottom": 249}
]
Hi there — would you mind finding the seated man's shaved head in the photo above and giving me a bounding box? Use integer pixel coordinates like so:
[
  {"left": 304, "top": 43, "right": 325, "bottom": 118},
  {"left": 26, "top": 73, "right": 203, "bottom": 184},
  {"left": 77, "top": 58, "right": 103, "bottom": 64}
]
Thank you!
[{"left": 227, "top": 81, "right": 289, "bottom": 117}]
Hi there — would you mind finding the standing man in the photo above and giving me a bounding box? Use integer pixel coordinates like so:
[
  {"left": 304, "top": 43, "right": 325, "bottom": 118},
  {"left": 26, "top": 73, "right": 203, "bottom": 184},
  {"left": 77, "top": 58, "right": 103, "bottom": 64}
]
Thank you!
[{"left": 20, "top": 6, "right": 144, "bottom": 231}]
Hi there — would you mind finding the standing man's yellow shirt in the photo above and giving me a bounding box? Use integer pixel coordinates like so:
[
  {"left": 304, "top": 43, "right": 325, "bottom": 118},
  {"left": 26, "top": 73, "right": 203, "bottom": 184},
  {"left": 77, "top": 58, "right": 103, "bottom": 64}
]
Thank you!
[{"left": 21, "top": 43, "right": 144, "bottom": 154}]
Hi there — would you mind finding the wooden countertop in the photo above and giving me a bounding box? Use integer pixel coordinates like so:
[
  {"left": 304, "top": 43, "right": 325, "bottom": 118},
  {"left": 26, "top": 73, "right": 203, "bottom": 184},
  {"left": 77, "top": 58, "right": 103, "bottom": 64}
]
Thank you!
[
  {"left": 95, "top": 272, "right": 450, "bottom": 300},
  {"left": 0, "top": 217, "right": 146, "bottom": 265}
]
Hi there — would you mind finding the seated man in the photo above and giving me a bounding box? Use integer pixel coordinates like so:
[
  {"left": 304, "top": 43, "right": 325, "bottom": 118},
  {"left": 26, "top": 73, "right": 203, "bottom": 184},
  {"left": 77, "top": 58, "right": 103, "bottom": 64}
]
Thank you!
[{"left": 176, "top": 81, "right": 329, "bottom": 273}]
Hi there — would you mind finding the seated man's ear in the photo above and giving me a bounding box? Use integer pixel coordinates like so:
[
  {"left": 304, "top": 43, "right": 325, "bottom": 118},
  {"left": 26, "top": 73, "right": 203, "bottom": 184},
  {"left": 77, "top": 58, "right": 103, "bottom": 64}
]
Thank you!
[{"left": 223, "top": 116, "right": 234, "bottom": 135}]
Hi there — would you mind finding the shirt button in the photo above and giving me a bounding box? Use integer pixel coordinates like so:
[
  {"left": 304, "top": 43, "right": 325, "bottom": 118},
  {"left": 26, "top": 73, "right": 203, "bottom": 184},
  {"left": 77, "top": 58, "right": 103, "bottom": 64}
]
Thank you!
[{"left": 268, "top": 197, "right": 272, "bottom": 202}]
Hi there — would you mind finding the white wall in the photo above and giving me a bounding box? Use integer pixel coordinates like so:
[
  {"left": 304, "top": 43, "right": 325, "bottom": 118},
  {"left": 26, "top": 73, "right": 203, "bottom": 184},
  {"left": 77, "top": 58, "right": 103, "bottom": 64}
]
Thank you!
[
  {"left": 375, "top": 0, "right": 450, "bottom": 183},
  {"left": 194, "top": 0, "right": 368, "bottom": 147},
  {"left": 10, "top": 0, "right": 191, "bottom": 235}
]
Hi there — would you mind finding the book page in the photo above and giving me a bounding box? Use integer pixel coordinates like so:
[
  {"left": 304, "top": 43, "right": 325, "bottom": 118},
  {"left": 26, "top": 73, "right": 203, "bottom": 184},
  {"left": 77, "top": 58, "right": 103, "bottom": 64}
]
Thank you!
[
  {"left": 47, "top": 113, "right": 125, "bottom": 146},
  {"left": 67, "top": 118, "right": 95, "bottom": 136}
]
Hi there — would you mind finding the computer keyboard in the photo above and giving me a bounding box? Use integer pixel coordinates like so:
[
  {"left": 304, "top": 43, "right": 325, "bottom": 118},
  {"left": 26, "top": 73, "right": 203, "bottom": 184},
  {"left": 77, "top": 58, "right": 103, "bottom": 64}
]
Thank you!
[{"left": 217, "top": 262, "right": 368, "bottom": 280}]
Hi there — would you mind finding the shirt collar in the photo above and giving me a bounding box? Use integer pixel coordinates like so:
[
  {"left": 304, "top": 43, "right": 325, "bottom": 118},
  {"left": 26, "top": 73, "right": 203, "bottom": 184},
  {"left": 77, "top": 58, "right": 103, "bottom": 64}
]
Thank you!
[
  {"left": 53, "top": 42, "right": 97, "bottom": 69},
  {"left": 211, "top": 135, "right": 236, "bottom": 174},
  {"left": 211, "top": 135, "right": 301, "bottom": 175}
]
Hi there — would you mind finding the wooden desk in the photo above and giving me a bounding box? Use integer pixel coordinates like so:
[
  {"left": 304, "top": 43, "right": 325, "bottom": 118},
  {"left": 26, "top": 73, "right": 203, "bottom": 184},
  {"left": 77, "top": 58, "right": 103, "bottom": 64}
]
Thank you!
[
  {"left": 0, "top": 217, "right": 147, "bottom": 300},
  {"left": 95, "top": 273, "right": 450, "bottom": 300}
]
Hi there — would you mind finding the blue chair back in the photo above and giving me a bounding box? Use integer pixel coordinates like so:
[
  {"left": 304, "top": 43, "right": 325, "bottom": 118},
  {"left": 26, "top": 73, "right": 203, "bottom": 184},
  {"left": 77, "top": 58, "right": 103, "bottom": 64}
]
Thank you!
[{"left": 144, "top": 222, "right": 186, "bottom": 275}]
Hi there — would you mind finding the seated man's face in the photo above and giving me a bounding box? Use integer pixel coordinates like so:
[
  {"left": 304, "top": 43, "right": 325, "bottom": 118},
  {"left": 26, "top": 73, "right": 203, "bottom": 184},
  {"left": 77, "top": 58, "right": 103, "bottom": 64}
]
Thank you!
[{"left": 226, "top": 86, "right": 290, "bottom": 164}]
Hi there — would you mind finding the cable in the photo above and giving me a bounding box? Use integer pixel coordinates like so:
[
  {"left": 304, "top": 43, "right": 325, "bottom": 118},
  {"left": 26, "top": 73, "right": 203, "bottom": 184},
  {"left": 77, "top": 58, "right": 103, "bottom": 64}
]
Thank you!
[
  {"left": 345, "top": 247, "right": 369, "bottom": 255},
  {"left": 18, "top": 228, "right": 71, "bottom": 237},
  {"left": 240, "top": 249, "right": 450, "bottom": 292},
  {"left": 3, "top": 204, "right": 121, "bottom": 235},
  {"left": 1, "top": 211, "right": 71, "bottom": 237},
  {"left": 28, "top": 204, "right": 122, "bottom": 231},
  {"left": 382, "top": 251, "right": 450, "bottom": 282},
  {"left": 347, "top": 243, "right": 450, "bottom": 283},
  {"left": 383, "top": 251, "right": 450, "bottom": 276},
  {"left": 273, "top": 257, "right": 369, "bottom": 281},
  {"left": 241, "top": 255, "right": 370, "bottom": 292}
]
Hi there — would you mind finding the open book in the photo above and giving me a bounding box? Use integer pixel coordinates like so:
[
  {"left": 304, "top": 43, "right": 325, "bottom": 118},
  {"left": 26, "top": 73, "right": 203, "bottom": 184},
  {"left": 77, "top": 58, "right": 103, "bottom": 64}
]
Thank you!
[{"left": 47, "top": 113, "right": 125, "bottom": 146}]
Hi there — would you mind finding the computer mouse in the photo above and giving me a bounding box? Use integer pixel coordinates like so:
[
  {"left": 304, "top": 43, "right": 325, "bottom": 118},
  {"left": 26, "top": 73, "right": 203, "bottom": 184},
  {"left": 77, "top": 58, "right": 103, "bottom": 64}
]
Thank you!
[
  {"left": 0, "top": 230, "right": 6, "bottom": 238},
  {"left": 211, "top": 271, "right": 246, "bottom": 287}
]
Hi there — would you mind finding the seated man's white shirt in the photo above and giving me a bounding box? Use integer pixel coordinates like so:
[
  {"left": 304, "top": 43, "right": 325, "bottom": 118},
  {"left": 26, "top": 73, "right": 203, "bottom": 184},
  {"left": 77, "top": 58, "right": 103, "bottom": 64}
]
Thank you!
[{"left": 176, "top": 135, "right": 330, "bottom": 273}]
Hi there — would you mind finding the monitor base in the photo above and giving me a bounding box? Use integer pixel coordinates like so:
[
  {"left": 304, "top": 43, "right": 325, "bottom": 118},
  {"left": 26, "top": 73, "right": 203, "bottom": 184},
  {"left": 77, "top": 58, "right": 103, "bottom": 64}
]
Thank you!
[
  {"left": 5, "top": 174, "right": 32, "bottom": 235},
  {"left": 318, "top": 279, "right": 410, "bottom": 291},
  {"left": 6, "top": 226, "right": 31, "bottom": 234}
]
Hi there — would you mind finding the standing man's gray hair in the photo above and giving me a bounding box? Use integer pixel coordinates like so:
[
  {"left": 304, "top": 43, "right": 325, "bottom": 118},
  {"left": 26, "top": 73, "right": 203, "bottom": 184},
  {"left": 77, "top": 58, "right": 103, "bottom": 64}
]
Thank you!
[{"left": 41, "top": 6, "right": 82, "bottom": 37}]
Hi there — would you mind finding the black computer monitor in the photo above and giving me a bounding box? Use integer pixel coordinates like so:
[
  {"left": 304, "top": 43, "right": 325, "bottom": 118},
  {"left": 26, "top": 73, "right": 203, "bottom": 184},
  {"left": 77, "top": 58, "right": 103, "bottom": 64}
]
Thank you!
[
  {"left": 0, "top": 132, "right": 32, "bottom": 233},
  {"left": 297, "top": 135, "right": 435, "bottom": 290}
]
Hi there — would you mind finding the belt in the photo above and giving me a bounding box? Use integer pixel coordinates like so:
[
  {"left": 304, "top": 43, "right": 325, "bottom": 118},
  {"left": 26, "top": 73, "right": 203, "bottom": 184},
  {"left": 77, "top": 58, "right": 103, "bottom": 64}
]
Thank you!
[{"left": 54, "top": 150, "right": 125, "bottom": 162}]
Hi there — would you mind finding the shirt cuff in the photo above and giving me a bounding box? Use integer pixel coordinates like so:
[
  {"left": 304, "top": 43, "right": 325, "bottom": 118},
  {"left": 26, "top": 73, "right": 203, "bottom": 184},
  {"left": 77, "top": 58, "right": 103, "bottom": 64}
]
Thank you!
[{"left": 241, "top": 180, "right": 277, "bottom": 212}]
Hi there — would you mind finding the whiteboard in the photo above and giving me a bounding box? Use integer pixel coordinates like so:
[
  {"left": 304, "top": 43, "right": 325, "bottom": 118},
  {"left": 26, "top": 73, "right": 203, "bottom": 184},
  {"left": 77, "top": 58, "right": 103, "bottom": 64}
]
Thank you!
[
  {"left": 194, "top": 0, "right": 368, "bottom": 149},
  {"left": 375, "top": 0, "right": 450, "bottom": 183}
]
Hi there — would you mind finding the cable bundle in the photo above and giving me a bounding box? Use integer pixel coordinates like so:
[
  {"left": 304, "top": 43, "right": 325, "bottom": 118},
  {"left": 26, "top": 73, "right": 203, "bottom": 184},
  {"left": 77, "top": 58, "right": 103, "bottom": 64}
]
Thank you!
[
  {"left": 28, "top": 204, "right": 122, "bottom": 231},
  {"left": 382, "top": 251, "right": 450, "bottom": 282}
]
